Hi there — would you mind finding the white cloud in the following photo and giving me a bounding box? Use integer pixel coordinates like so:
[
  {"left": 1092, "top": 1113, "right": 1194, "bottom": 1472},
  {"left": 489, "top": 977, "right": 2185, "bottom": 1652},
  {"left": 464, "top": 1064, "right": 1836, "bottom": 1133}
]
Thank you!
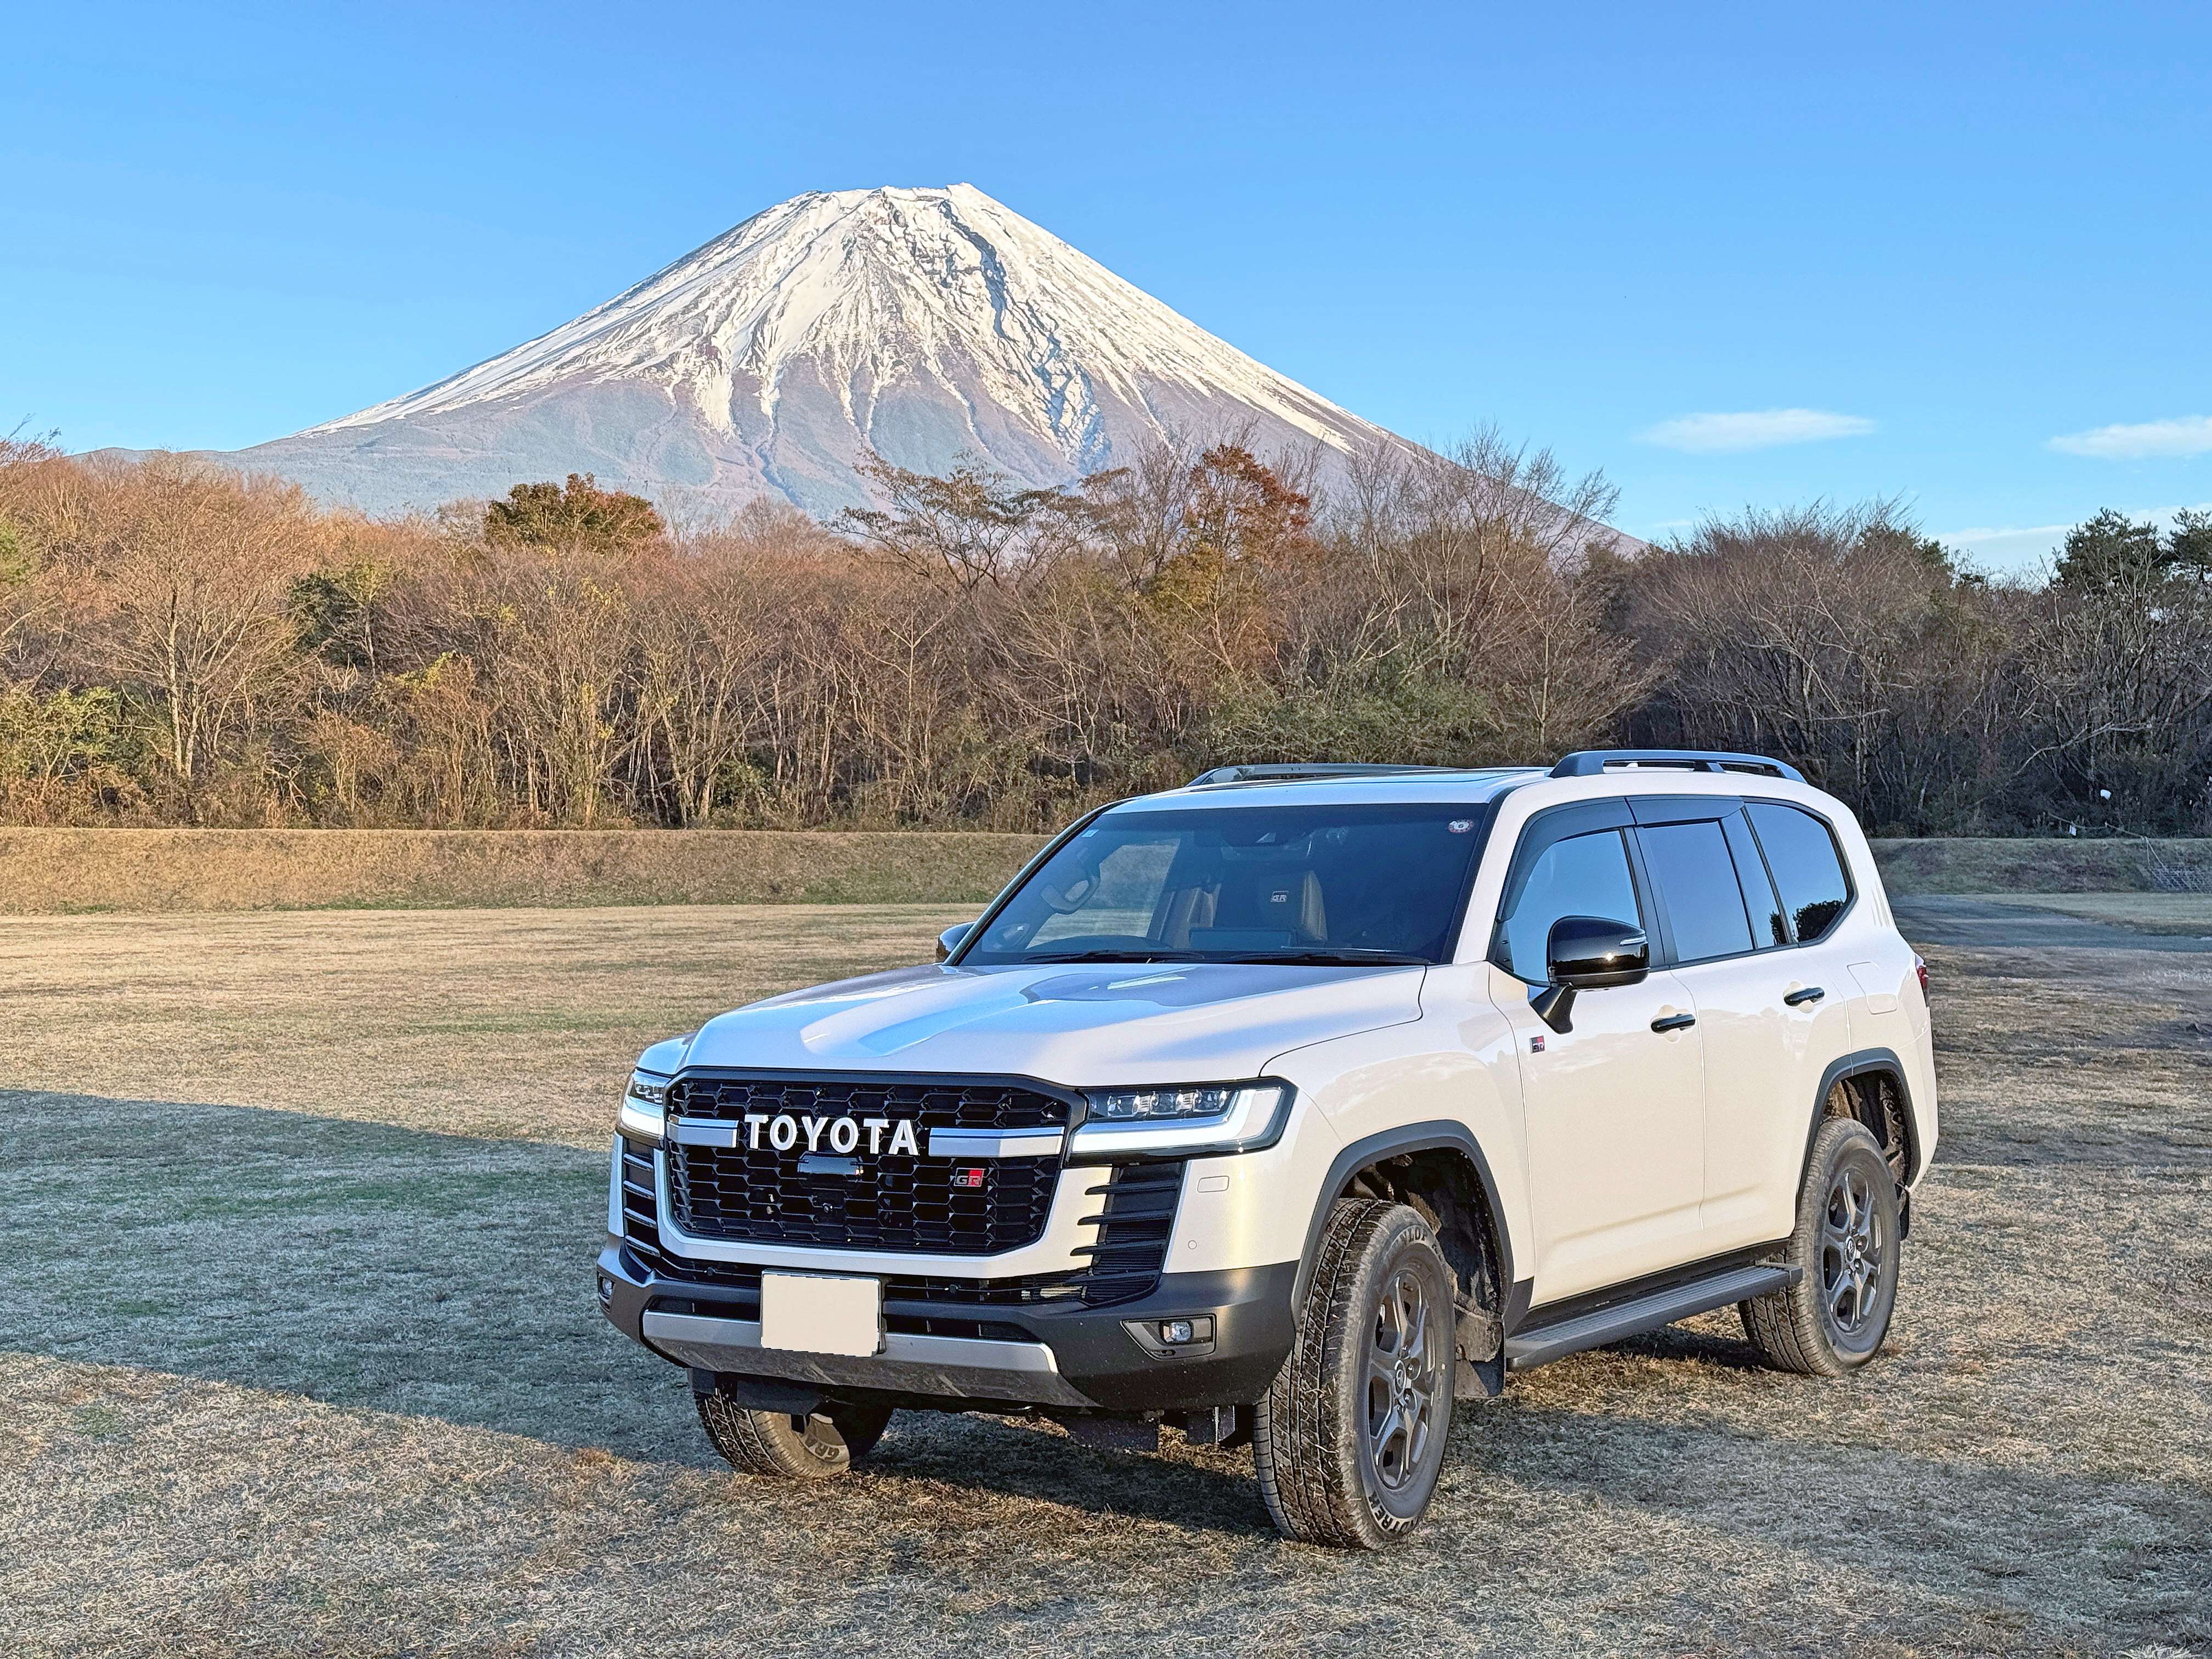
[
  {"left": 1942, "top": 522, "right": 2075, "bottom": 548},
  {"left": 1938, "top": 523, "right": 2076, "bottom": 567},
  {"left": 1938, "top": 503, "right": 2212, "bottom": 571},
  {"left": 1635, "top": 409, "right": 1877, "bottom": 454},
  {"left": 2047, "top": 415, "right": 2212, "bottom": 460}
]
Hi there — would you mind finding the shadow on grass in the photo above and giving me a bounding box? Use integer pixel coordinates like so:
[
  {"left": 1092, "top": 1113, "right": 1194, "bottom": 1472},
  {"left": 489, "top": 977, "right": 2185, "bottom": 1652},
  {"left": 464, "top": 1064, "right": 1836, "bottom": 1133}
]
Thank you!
[{"left": 0, "top": 1088, "right": 1273, "bottom": 1531}]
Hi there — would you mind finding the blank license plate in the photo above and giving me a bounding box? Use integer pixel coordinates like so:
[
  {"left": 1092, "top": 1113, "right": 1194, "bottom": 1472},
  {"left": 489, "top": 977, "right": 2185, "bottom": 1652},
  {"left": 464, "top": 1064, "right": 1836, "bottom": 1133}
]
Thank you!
[{"left": 759, "top": 1271, "right": 882, "bottom": 1357}]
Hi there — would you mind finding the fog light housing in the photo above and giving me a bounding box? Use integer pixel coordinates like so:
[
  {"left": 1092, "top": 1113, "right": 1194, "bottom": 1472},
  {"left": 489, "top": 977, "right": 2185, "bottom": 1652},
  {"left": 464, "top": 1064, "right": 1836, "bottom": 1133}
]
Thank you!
[
  {"left": 597, "top": 1274, "right": 616, "bottom": 1306},
  {"left": 1124, "top": 1313, "right": 1218, "bottom": 1359}
]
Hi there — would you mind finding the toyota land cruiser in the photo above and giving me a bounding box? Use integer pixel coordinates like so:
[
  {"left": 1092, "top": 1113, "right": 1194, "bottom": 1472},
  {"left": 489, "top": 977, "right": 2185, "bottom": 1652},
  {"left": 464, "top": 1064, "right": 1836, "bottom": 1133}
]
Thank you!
[{"left": 597, "top": 750, "right": 1936, "bottom": 1548}]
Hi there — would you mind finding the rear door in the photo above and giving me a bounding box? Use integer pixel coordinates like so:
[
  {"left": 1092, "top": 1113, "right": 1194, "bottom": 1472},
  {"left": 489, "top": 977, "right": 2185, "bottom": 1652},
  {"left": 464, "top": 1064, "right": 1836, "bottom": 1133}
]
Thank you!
[{"left": 1489, "top": 802, "right": 1708, "bottom": 1301}]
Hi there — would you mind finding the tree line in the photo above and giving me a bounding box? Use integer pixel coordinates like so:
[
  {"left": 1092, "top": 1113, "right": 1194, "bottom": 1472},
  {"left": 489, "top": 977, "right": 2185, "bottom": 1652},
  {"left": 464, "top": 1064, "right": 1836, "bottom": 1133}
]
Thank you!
[{"left": 1, "top": 432, "right": 2206, "bottom": 835}]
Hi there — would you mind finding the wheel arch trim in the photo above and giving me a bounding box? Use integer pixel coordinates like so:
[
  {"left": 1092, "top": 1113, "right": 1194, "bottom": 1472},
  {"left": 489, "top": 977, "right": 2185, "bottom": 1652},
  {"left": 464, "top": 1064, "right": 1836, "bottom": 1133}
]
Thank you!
[
  {"left": 1805, "top": 1046, "right": 1922, "bottom": 1186},
  {"left": 1291, "top": 1121, "right": 1517, "bottom": 1313}
]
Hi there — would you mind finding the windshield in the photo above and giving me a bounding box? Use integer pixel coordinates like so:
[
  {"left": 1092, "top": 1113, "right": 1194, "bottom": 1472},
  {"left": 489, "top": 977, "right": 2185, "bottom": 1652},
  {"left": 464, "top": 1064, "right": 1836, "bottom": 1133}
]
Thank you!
[{"left": 961, "top": 802, "right": 1494, "bottom": 966}]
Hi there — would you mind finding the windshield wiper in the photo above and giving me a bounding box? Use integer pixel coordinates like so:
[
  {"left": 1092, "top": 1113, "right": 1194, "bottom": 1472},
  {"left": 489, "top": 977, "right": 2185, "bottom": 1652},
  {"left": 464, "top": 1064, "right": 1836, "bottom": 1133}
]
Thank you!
[{"left": 1222, "top": 949, "right": 1430, "bottom": 966}]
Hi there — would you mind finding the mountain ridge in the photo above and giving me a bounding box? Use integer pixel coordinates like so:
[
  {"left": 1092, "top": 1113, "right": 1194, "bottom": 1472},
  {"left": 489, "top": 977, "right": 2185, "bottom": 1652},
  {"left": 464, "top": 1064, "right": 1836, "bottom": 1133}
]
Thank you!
[{"left": 167, "top": 184, "right": 1412, "bottom": 520}]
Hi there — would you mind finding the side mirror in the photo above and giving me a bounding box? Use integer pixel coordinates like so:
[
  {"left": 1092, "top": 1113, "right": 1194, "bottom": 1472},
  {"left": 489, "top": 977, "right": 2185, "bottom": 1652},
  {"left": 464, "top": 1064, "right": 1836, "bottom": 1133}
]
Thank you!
[
  {"left": 935, "top": 921, "right": 975, "bottom": 964},
  {"left": 1531, "top": 915, "right": 1648, "bottom": 1033}
]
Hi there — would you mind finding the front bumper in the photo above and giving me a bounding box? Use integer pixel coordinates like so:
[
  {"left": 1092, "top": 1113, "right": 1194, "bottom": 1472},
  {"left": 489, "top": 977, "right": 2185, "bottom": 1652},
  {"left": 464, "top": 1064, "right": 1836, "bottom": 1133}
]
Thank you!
[{"left": 597, "top": 1243, "right": 1296, "bottom": 1413}]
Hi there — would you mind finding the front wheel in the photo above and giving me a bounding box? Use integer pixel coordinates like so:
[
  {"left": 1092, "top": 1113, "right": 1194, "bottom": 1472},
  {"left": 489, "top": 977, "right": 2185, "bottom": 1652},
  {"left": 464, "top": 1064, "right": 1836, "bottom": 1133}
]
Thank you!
[
  {"left": 1741, "top": 1117, "right": 1903, "bottom": 1375},
  {"left": 696, "top": 1391, "right": 894, "bottom": 1480},
  {"left": 1254, "top": 1199, "right": 1456, "bottom": 1549}
]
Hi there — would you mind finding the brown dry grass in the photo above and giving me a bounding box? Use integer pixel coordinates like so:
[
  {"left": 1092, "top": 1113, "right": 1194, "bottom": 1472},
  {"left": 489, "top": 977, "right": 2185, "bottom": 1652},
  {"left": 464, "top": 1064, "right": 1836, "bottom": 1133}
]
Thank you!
[
  {"left": 0, "top": 828, "right": 1046, "bottom": 915},
  {"left": 1, "top": 906, "right": 2207, "bottom": 1657}
]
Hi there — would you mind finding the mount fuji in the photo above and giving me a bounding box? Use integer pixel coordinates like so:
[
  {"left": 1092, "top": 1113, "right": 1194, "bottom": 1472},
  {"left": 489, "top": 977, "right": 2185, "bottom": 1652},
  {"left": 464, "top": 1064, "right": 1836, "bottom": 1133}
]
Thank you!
[{"left": 207, "top": 184, "right": 1417, "bottom": 519}]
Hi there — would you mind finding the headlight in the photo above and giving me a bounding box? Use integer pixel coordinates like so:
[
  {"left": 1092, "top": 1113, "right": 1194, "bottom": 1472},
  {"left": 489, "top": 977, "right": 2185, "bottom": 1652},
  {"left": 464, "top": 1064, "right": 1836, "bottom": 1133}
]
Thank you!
[
  {"left": 1068, "top": 1080, "right": 1294, "bottom": 1159},
  {"left": 618, "top": 1069, "right": 671, "bottom": 1143}
]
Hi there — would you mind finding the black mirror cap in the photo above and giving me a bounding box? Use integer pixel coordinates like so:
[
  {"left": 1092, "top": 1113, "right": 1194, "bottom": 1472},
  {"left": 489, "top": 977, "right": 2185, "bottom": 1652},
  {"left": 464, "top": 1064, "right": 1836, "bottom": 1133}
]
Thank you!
[
  {"left": 1547, "top": 915, "right": 1649, "bottom": 988},
  {"left": 935, "top": 921, "right": 975, "bottom": 963}
]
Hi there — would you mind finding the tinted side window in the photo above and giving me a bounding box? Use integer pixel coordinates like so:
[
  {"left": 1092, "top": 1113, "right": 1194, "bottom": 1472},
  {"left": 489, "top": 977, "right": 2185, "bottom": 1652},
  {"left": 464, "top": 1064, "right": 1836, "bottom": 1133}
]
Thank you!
[
  {"left": 1747, "top": 803, "right": 1853, "bottom": 943},
  {"left": 1498, "top": 829, "right": 1641, "bottom": 982},
  {"left": 1639, "top": 820, "right": 1755, "bottom": 963},
  {"left": 1723, "top": 811, "right": 1788, "bottom": 948}
]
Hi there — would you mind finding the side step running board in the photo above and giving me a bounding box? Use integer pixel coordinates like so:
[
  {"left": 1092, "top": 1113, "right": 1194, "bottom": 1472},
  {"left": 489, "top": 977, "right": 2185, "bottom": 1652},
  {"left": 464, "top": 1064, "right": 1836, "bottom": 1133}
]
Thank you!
[{"left": 1504, "top": 1262, "right": 1799, "bottom": 1372}]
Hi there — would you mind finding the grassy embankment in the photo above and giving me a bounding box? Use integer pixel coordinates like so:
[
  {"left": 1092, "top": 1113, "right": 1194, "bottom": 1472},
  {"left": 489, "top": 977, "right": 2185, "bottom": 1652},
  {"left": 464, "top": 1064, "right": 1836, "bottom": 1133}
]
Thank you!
[{"left": 0, "top": 827, "right": 2208, "bottom": 914}]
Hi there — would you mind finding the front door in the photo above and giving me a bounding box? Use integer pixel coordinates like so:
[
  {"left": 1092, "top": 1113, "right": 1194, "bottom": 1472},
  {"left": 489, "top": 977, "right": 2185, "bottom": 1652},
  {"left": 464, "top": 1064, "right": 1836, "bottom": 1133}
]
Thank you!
[{"left": 1491, "top": 815, "right": 1707, "bottom": 1302}]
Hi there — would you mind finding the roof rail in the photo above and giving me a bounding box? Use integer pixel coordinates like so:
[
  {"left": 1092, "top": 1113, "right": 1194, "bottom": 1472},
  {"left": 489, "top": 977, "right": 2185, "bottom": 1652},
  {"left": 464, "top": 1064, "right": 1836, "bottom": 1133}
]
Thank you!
[
  {"left": 1186, "top": 763, "right": 1468, "bottom": 788},
  {"left": 1549, "top": 749, "right": 1805, "bottom": 783}
]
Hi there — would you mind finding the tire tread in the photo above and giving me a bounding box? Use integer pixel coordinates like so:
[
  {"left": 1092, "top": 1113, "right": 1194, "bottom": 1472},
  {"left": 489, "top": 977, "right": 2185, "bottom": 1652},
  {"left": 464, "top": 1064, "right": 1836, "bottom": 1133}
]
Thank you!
[
  {"left": 1255, "top": 1198, "right": 1450, "bottom": 1548},
  {"left": 1740, "top": 1116, "right": 1899, "bottom": 1378}
]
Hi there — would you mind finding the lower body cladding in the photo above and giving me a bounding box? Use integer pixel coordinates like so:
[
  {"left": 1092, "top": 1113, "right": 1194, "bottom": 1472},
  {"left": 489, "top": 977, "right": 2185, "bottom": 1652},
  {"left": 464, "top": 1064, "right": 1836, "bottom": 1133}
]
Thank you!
[{"left": 597, "top": 1245, "right": 1297, "bottom": 1416}]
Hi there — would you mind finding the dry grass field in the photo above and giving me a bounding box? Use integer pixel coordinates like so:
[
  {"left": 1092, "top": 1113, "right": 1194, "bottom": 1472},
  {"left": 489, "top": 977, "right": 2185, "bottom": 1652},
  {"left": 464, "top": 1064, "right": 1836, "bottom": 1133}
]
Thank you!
[{"left": 2, "top": 902, "right": 2208, "bottom": 1657}]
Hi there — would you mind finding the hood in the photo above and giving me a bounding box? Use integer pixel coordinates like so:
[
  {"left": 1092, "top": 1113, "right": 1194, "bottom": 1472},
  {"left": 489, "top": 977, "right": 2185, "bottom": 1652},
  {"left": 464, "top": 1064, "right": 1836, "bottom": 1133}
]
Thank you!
[{"left": 679, "top": 961, "right": 1426, "bottom": 1085}]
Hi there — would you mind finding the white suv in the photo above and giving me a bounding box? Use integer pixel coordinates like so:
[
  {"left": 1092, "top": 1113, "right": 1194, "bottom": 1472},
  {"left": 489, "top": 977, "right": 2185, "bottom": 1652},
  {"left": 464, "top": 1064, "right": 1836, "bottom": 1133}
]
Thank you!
[{"left": 597, "top": 751, "right": 1936, "bottom": 1548}]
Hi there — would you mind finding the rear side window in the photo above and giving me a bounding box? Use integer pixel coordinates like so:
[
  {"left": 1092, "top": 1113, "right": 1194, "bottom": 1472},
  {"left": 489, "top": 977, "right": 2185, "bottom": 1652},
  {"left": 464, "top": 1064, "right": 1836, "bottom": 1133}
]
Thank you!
[
  {"left": 1723, "top": 812, "right": 1788, "bottom": 948},
  {"left": 1638, "top": 820, "right": 1755, "bottom": 963},
  {"left": 1497, "top": 829, "right": 1642, "bottom": 983},
  {"left": 1747, "top": 803, "right": 1853, "bottom": 943}
]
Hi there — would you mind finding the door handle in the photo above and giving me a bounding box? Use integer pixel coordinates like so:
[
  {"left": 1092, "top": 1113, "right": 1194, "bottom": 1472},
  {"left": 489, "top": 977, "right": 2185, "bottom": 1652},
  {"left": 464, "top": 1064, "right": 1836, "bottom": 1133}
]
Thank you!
[
  {"left": 1783, "top": 986, "right": 1826, "bottom": 1006},
  {"left": 1650, "top": 1013, "right": 1696, "bottom": 1033}
]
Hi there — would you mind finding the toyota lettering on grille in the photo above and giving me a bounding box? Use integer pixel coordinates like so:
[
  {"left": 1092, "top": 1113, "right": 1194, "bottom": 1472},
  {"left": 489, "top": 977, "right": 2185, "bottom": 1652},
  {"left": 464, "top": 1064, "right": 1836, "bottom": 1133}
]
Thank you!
[{"left": 744, "top": 1112, "right": 922, "bottom": 1156}]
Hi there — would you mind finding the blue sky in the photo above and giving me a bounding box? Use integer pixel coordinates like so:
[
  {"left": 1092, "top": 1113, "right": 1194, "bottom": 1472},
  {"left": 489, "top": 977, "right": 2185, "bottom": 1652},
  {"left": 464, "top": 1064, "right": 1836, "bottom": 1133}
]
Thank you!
[{"left": 7, "top": 1, "right": 2207, "bottom": 571}]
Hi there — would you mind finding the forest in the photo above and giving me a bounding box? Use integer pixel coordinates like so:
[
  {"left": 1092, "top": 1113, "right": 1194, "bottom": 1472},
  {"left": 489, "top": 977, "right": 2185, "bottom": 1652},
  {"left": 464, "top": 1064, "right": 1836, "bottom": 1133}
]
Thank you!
[{"left": 1, "top": 432, "right": 2206, "bottom": 836}]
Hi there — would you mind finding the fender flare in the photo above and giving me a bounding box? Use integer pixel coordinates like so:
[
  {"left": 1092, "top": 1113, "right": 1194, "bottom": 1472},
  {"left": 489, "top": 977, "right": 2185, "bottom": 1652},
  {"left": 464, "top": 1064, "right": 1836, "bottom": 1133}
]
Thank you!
[
  {"left": 1292, "top": 1121, "right": 1520, "bottom": 1315},
  {"left": 1804, "top": 1046, "right": 1921, "bottom": 1185}
]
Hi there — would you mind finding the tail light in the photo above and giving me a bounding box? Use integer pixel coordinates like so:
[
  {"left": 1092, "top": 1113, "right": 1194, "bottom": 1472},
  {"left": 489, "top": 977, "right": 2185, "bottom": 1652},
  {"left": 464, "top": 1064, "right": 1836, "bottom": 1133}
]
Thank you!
[{"left": 1914, "top": 954, "right": 1928, "bottom": 996}]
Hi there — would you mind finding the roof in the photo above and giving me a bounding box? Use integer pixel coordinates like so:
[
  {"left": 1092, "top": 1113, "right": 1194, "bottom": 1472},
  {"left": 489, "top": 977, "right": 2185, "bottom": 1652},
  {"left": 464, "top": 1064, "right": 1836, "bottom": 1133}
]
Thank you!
[{"left": 1116, "top": 768, "right": 1544, "bottom": 812}]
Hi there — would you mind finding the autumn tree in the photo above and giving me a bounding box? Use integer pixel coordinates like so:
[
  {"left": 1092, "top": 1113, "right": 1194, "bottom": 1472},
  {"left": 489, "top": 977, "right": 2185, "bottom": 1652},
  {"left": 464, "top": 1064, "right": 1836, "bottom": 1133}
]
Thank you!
[
  {"left": 484, "top": 473, "right": 664, "bottom": 556},
  {"left": 838, "top": 454, "right": 1085, "bottom": 591}
]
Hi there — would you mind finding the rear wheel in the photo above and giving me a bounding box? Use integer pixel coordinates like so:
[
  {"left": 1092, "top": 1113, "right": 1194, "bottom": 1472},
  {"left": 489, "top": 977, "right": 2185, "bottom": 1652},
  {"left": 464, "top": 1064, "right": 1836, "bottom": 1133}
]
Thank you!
[
  {"left": 1741, "top": 1117, "right": 1902, "bottom": 1376},
  {"left": 696, "top": 1391, "right": 894, "bottom": 1480},
  {"left": 1254, "top": 1199, "right": 1455, "bottom": 1549}
]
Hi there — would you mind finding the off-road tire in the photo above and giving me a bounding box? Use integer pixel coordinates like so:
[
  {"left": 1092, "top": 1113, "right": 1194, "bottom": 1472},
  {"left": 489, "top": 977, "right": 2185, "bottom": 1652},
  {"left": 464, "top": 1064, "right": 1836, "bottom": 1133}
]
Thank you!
[
  {"left": 1254, "top": 1199, "right": 1456, "bottom": 1549},
  {"left": 696, "top": 1392, "right": 894, "bottom": 1480},
  {"left": 1741, "top": 1117, "right": 1902, "bottom": 1376}
]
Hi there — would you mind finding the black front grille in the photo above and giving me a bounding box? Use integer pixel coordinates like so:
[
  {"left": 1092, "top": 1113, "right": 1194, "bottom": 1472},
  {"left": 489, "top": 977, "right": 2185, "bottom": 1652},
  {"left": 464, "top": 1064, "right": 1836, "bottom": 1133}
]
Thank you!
[
  {"left": 664, "top": 1073, "right": 1073, "bottom": 1256},
  {"left": 619, "top": 1133, "right": 1184, "bottom": 1309}
]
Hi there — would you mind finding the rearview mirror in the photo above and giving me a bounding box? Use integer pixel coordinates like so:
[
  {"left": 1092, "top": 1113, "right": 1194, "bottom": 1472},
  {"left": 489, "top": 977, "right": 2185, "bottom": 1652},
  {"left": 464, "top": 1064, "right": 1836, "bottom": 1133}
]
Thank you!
[
  {"left": 1035, "top": 873, "right": 1094, "bottom": 915},
  {"left": 1531, "top": 915, "right": 1649, "bottom": 1034},
  {"left": 935, "top": 921, "right": 975, "bottom": 963}
]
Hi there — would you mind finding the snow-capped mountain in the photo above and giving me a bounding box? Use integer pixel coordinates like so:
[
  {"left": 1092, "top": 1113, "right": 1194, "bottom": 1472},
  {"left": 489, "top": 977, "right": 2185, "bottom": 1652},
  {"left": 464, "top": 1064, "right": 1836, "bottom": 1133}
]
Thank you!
[{"left": 218, "top": 184, "right": 1412, "bottom": 518}]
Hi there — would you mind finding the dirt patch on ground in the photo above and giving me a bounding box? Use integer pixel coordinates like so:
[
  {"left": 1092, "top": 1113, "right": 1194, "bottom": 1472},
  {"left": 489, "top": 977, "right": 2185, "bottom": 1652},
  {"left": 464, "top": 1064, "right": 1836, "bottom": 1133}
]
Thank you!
[{"left": 1, "top": 909, "right": 2207, "bottom": 1656}]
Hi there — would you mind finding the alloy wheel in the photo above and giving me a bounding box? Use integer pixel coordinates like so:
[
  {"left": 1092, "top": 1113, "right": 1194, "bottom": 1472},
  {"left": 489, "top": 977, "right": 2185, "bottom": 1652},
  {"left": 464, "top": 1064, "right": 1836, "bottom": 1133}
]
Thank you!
[
  {"left": 1820, "top": 1164, "right": 1888, "bottom": 1337},
  {"left": 1365, "top": 1267, "right": 1446, "bottom": 1493}
]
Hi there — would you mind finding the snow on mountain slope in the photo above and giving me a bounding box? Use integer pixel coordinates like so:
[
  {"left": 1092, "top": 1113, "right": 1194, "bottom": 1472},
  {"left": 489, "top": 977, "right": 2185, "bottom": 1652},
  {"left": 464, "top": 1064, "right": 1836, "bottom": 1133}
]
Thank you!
[{"left": 224, "top": 184, "right": 1412, "bottom": 518}]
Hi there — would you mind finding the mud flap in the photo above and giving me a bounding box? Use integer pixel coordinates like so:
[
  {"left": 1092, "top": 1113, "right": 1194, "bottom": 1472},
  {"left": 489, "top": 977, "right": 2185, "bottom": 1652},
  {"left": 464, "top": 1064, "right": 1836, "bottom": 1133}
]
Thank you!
[{"left": 1454, "top": 1305, "right": 1505, "bottom": 1400}]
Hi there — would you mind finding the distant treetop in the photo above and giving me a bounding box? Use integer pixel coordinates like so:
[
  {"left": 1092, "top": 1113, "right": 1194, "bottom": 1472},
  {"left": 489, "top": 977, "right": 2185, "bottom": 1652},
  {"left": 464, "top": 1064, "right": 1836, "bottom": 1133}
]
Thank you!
[{"left": 484, "top": 473, "right": 664, "bottom": 555}]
